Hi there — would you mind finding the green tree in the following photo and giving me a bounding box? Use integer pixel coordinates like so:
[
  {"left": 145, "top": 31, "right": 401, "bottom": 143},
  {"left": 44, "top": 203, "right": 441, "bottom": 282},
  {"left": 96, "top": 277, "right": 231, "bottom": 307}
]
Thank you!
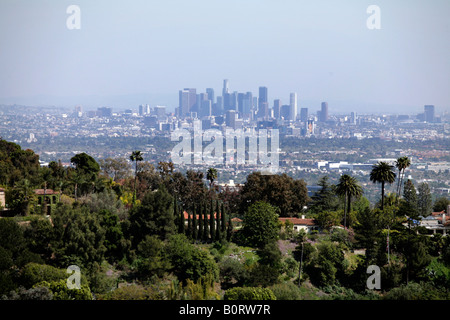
[
  {"left": 395, "top": 156, "right": 411, "bottom": 200},
  {"left": 433, "top": 196, "right": 450, "bottom": 213},
  {"left": 335, "top": 174, "right": 363, "bottom": 229},
  {"left": 354, "top": 208, "right": 382, "bottom": 265},
  {"left": 417, "top": 182, "right": 433, "bottom": 217},
  {"left": 370, "top": 161, "right": 396, "bottom": 211},
  {"left": 71, "top": 152, "right": 100, "bottom": 177},
  {"left": 52, "top": 205, "right": 106, "bottom": 270},
  {"left": 206, "top": 167, "right": 218, "bottom": 190},
  {"left": 242, "top": 201, "right": 280, "bottom": 248},
  {"left": 10, "top": 178, "right": 36, "bottom": 215},
  {"left": 128, "top": 187, "right": 175, "bottom": 245},
  {"left": 239, "top": 172, "right": 309, "bottom": 217},
  {"left": 136, "top": 235, "right": 171, "bottom": 279},
  {"left": 129, "top": 150, "right": 143, "bottom": 204},
  {"left": 224, "top": 287, "right": 276, "bottom": 300},
  {"left": 400, "top": 179, "right": 419, "bottom": 219},
  {"left": 166, "top": 234, "right": 219, "bottom": 283},
  {"left": 308, "top": 176, "right": 339, "bottom": 214}
]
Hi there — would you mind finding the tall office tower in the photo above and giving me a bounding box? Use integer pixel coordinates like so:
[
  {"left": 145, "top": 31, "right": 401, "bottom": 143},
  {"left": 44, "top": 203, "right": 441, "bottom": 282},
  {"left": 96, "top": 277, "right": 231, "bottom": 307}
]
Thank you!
[
  {"left": 289, "top": 93, "right": 297, "bottom": 121},
  {"left": 273, "top": 99, "right": 281, "bottom": 119},
  {"left": 206, "top": 88, "right": 215, "bottom": 104},
  {"left": 258, "top": 102, "right": 269, "bottom": 118},
  {"left": 350, "top": 111, "right": 357, "bottom": 124},
  {"left": 223, "top": 79, "right": 229, "bottom": 96},
  {"left": 300, "top": 107, "right": 308, "bottom": 122},
  {"left": 424, "top": 105, "right": 435, "bottom": 122},
  {"left": 259, "top": 86, "right": 268, "bottom": 107},
  {"left": 280, "top": 105, "right": 290, "bottom": 119},
  {"left": 200, "top": 100, "right": 212, "bottom": 118},
  {"left": 237, "top": 92, "right": 245, "bottom": 114},
  {"left": 213, "top": 96, "right": 224, "bottom": 116},
  {"left": 257, "top": 86, "right": 268, "bottom": 119},
  {"left": 139, "top": 104, "right": 144, "bottom": 116},
  {"left": 179, "top": 88, "right": 197, "bottom": 117},
  {"left": 226, "top": 110, "right": 236, "bottom": 128},
  {"left": 320, "top": 102, "right": 328, "bottom": 122},
  {"left": 230, "top": 91, "right": 238, "bottom": 111},
  {"left": 154, "top": 105, "right": 166, "bottom": 119},
  {"left": 145, "top": 104, "right": 151, "bottom": 114}
]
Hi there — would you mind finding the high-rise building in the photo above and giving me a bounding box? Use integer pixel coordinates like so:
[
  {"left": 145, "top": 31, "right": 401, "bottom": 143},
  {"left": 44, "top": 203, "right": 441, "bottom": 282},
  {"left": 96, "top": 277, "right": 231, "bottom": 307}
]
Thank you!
[
  {"left": 226, "top": 110, "right": 236, "bottom": 128},
  {"left": 139, "top": 104, "right": 145, "bottom": 116},
  {"left": 179, "top": 88, "right": 197, "bottom": 117},
  {"left": 424, "top": 105, "right": 435, "bottom": 123},
  {"left": 273, "top": 99, "right": 282, "bottom": 119},
  {"left": 213, "top": 96, "right": 224, "bottom": 116},
  {"left": 200, "top": 100, "right": 212, "bottom": 118},
  {"left": 97, "top": 107, "right": 112, "bottom": 117},
  {"left": 206, "top": 88, "right": 215, "bottom": 104},
  {"left": 320, "top": 102, "right": 328, "bottom": 122},
  {"left": 280, "top": 105, "right": 290, "bottom": 119},
  {"left": 154, "top": 105, "right": 166, "bottom": 119},
  {"left": 350, "top": 111, "right": 357, "bottom": 124},
  {"left": 300, "top": 107, "right": 308, "bottom": 122},
  {"left": 223, "top": 79, "right": 229, "bottom": 96},
  {"left": 259, "top": 86, "right": 268, "bottom": 106},
  {"left": 289, "top": 93, "right": 297, "bottom": 121}
]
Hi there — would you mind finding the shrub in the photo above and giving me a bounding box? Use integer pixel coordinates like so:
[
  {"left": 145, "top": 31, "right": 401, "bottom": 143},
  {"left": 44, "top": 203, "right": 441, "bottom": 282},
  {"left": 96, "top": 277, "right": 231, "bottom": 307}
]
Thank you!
[{"left": 224, "top": 287, "right": 276, "bottom": 300}]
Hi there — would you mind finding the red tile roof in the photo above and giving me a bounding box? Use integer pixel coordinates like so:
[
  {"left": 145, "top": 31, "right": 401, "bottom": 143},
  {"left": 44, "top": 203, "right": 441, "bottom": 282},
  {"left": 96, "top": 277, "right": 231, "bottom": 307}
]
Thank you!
[
  {"left": 34, "top": 189, "right": 60, "bottom": 195},
  {"left": 279, "top": 217, "right": 318, "bottom": 226}
]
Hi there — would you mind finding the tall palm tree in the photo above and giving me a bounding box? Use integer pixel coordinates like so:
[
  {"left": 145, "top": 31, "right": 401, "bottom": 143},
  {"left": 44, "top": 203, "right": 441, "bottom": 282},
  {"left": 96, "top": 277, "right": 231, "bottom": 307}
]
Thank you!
[
  {"left": 206, "top": 167, "right": 218, "bottom": 190},
  {"left": 395, "top": 156, "right": 411, "bottom": 200},
  {"left": 130, "top": 150, "right": 143, "bottom": 203},
  {"left": 335, "top": 174, "right": 363, "bottom": 229},
  {"left": 370, "top": 161, "right": 396, "bottom": 211}
]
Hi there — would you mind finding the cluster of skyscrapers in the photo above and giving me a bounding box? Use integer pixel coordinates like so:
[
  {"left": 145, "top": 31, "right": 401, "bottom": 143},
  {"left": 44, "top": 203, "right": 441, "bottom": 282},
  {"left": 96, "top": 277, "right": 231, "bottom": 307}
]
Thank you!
[{"left": 176, "top": 79, "right": 331, "bottom": 132}]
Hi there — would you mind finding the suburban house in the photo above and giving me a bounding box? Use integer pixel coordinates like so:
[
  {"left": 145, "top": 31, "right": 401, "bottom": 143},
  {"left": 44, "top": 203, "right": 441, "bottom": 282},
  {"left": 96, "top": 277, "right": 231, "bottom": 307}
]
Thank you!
[
  {"left": 34, "top": 189, "right": 60, "bottom": 215},
  {"left": 418, "top": 205, "right": 450, "bottom": 236},
  {"left": 279, "top": 215, "right": 319, "bottom": 234}
]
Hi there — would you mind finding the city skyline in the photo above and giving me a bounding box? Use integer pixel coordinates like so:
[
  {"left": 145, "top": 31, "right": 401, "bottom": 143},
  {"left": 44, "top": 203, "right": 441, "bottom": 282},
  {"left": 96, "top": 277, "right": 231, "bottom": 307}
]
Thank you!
[{"left": 0, "top": 1, "right": 449, "bottom": 114}]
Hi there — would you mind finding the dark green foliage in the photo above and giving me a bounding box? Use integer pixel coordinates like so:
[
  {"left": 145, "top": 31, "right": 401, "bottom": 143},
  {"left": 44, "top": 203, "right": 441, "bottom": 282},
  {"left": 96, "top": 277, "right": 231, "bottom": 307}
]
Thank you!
[
  {"left": 417, "top": 182, "right": 433, "bottom": 217},
  {"left": 51, "top": 204, "right": 106, "bottom": 270},
  {"left": 433, "top": 196, "right": 450, "bottom": 213},
  {"left": 166, "top": 234, "right": 218, "bottom": 284},
  {"left": 70, "top": 152, "right": 100, "bottom": 176},
  {"left": 136, "top": 235, "right": 171, "bottom": 279},
  {"left": 242, "top": 201, "right": 280, "bottom": 248},
  {"left": 0, "top": 139, "right": 41, "bottom": 187},
  {"left": 128, "top": 187, "right": 175, "bottom": 245},
  {"left": 224, "top": 286, "right": 276, "bottom": 300},
  {"left": 239, "top": 172, "right": 309, "bottom": 217}
]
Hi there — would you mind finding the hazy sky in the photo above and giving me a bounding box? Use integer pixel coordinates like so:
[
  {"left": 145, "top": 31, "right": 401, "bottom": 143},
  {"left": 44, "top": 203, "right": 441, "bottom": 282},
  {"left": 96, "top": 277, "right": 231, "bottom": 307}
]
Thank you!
[{"left": 0, "top": 0, "right": 449, "bottom": 114}]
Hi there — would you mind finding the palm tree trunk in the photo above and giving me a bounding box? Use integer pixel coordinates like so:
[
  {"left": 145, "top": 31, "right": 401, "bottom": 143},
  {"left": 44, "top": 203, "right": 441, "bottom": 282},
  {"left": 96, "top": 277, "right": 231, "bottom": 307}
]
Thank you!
[
  {"left": 344, "top": 191, "right": 348, "bottom": 230},
  {"left": 381, "top": 181, "right": 385, "bottom": 211}
]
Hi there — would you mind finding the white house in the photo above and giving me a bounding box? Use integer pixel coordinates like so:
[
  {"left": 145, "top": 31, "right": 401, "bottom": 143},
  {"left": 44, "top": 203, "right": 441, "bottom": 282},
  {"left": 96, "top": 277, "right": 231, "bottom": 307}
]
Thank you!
[{"left": 279, "top": 215, "right": 319, "bottom": 234}]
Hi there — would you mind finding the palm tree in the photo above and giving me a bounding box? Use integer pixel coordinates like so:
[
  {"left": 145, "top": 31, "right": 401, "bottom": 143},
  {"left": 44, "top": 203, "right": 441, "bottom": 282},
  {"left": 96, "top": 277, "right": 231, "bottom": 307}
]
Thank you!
[
  {"left": 335, "top": 174, "right": 363, "bottom": 229},
  {"left": 206, "top": 167, "right": 218, "bottom": 190},
  {"left": 370, "top": 161, "right": 396, "bottom": 211},
  {"left": 395, "top": 156, "right": 411, "bottom": 201},
  {"left": 130, "top": 150, "right": 143, "bottom": 203}
]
